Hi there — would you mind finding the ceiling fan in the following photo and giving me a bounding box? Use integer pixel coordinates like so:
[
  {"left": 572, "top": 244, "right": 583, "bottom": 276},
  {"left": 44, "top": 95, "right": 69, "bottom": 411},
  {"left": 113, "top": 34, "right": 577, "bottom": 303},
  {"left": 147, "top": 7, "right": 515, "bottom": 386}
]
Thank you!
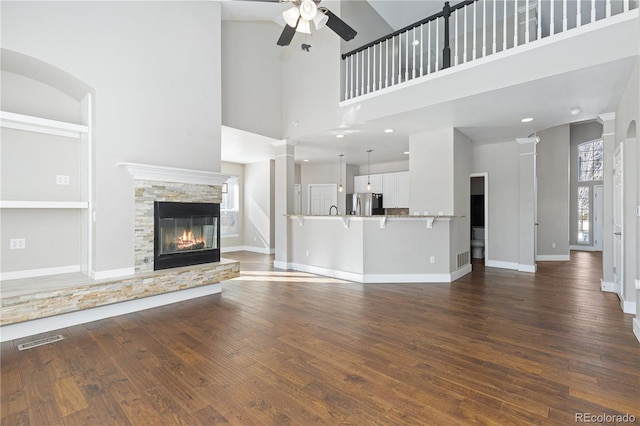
[{"left": 253, "top": 0, "right": 357, "bottom": 46}]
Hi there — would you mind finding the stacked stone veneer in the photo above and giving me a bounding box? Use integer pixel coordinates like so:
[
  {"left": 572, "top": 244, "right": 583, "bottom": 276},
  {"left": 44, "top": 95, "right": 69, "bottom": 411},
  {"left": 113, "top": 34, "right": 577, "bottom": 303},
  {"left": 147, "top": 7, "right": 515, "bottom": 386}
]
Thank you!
[
  {"left": 135, "top": 180, "right": 222, "bottom": 273},
  {"left": 1, "top": 260, "right": 239, "bottom": 325}
]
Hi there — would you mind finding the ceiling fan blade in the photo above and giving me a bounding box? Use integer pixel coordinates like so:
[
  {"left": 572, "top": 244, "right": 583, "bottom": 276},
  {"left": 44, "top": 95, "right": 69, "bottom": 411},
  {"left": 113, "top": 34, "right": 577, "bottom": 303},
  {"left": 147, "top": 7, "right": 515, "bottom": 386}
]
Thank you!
[
  {"left": 323, "top": 8, "right": 357, "bottom": 42},
  {"left": 277, "top": 20, "right": 298, "bottom": 46}
]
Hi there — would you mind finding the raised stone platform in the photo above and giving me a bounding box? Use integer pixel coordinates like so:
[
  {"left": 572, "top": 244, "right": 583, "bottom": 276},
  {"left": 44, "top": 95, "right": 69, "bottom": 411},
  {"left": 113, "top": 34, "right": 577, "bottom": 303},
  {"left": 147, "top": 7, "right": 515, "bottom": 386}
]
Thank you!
[{"left": 1, "top": 259, "right": 239, "bottom": 326}]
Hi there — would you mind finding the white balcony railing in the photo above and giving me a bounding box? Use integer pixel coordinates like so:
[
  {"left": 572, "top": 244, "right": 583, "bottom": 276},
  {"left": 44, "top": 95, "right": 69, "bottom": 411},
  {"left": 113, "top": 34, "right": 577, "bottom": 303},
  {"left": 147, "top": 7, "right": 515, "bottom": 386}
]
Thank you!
[{"left": 342, "top": 0, "right": 638, "bottom": 101}]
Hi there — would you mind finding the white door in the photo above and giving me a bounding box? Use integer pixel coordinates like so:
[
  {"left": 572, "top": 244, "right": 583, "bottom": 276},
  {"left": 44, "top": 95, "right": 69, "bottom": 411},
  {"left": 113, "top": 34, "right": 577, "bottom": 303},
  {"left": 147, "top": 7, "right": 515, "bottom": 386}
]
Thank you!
[
  {"left": 593, "top": 185, "right": 603, "bottom": 251},
  {"left": 309, "top": 184, "right": 337, "bottom": 215},
  {"left": 613, "top": 145, "right": 624, "bottom": 298}
]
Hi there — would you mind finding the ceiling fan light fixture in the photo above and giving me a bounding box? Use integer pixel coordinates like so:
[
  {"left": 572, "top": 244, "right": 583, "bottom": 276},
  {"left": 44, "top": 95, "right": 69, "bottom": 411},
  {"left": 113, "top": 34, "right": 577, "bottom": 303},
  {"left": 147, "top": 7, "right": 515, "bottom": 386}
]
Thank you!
[
  {"left": 299, "top": 0, "right": 318, "bottom": 20},
  {"left": 296, "top": 19, "right": 312, "bottom": 34},
  {"left": 283, "top": 6, "right": 300, "bottom": 27},
  {"left": 313, "top": 9, "right": 329, "bottom": 30}
]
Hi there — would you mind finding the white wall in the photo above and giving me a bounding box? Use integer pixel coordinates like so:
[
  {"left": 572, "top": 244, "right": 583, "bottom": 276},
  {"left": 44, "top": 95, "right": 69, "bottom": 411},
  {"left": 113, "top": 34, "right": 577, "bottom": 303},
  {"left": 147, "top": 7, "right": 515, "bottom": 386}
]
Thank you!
[
  {"left": 221, "top": 21, "right": 283, "bottom": 140},
  {"left": 244, "top": 160, "right": 274, "bottom": 252},
  {"left": 357, "top": 159, "right": 409, "bottom": 175},
  {"left": 450, "top": 130, "right": 471, "bottom": 270},
  {"left": 537, "top": 125, "right": 570, "bottom": 258},
  {"left": 1, "top": 1, "right": 222, "bottom": 273},
  {"left": 472, "top": 141, "right": 521, "bottom": 266}
]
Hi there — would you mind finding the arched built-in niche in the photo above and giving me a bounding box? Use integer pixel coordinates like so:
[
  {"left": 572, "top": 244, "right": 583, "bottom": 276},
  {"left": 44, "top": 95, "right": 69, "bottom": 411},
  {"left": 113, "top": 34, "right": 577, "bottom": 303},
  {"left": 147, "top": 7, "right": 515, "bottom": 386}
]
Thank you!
[{"left": 1, "top": 48, "right": 95, "bottom": 279}]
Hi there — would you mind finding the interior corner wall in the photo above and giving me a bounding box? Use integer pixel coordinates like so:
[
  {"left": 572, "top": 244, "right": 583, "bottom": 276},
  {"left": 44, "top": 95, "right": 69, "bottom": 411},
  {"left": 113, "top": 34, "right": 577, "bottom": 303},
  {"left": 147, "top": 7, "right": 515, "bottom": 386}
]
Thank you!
[
  {"left": 1, "top": 1, "right": 222, "bottom": 273},
  {"left": 244, "top": 160, "right": 274, "bottom": 252},
  {"left": 537, "top": 125, "right": 570, "bottom": 258},
  {"left": 614, "top": 58, "right": 639, "bottom": 308},
  {"left": 409, "top": 128, "right": 455, "bottom": 215},
  {"left": 221, "top": 21, "right": 283, "bottom": 140},
  {"left": 221, "top": 162, "right": 245, "bottom": 250},
  {"left": 471, "top": 141, "right": 521, "bottom": 266}
]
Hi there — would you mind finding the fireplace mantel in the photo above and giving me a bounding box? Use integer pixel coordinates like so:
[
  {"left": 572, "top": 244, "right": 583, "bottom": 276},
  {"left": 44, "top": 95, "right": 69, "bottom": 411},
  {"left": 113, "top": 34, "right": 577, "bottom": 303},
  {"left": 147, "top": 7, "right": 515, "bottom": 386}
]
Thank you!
[{"left": 118, "top": 162, "right": 230, "bottom": 186}]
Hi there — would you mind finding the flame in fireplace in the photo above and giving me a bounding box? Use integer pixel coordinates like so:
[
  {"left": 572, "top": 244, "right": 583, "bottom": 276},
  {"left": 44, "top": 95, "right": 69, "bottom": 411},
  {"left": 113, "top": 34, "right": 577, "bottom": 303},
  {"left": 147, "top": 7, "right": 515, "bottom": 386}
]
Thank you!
[{"left": 174, "top": 229, "right": 206, "bottom": 251}]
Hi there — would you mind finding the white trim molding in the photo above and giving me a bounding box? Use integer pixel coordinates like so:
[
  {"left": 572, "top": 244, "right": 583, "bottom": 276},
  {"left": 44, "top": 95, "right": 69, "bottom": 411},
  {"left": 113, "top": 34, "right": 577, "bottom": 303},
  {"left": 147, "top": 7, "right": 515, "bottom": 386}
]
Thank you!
[
  {"left": 570, "top": 245, "right": 598, "bottom": 252},
  {"left": 536, "top": 255, "right": 571, "bottom": 261},
  {"left": 633, "top": 318, "right": 640, "bottom": 344},
  {"left": 601, "top": 280, "right": 615, "bottom": 292},
  {"left": 0, "top": 283, "right": 221, "bottom": 342},
  {"left": 222, "top": 246, "right": 275, "bottom": 255},
  {"left": 0, "top": 265, "right": 80, "bottom": 281},
  {"left": 92, "top": 267, "right": 136, "bottom": 280},
  {"left": 118, "top": 162, "right": 230, "bottom": 186},
  {"left": 0, "top": 201, "right": 88, "bottom": 209}
]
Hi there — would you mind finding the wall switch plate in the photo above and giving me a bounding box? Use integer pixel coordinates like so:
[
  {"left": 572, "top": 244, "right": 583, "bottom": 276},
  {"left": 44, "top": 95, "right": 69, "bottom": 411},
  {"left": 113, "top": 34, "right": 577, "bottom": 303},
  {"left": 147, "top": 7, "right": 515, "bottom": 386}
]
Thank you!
[
  {"left": 56, "top": 175, "right": 70, "bottom": 185},
  {"left": 430, "top": 256, "right": 435, "bottom": 264},
  {"left": 10, "top": 238, "right": 26, "bottom": 249},
  {"left": 552, "top": 242, "right": 556, "bottom": 248},
  {"left": 306, "top": 250, "right": 310, "bottom": 257}
]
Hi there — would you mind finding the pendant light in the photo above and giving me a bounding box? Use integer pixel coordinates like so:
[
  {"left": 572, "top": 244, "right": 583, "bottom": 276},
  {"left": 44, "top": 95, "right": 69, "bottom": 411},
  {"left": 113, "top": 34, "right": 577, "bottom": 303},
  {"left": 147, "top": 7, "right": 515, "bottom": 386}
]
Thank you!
[
  {"left": 338, "top": 154, "right": 344, "bottom": 193},
  {"left": 366, "top": 149, "right": 372, "bottom": 192}
]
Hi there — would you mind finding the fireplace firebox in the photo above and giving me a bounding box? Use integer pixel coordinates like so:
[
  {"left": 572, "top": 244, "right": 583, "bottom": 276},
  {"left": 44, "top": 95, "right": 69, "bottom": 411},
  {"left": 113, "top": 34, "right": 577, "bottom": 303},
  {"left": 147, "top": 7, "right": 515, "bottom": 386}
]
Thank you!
[{"left": 154, "top": 201, "right": 220, "bottom": 270}]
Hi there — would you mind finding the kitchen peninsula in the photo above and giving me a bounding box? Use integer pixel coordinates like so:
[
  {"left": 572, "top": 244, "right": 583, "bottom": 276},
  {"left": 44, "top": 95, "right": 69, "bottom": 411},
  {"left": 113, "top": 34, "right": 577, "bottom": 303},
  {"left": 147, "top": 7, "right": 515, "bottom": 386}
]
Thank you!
[{"left": 282, "top": 214, "right": 471, "bottom": 283}]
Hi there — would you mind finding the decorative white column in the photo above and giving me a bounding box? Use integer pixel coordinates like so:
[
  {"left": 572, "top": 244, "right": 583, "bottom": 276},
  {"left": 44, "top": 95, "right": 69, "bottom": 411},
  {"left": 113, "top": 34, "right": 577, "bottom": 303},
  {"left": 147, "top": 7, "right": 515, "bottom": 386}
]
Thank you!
[
  {"left": 274, "top": 141, "right": 296, "bottom": 269},
  {"left": 517, "top": 137, "right": 538, "bottom": 272},
  {"left": 598, "top": 113, "right": 616, "bottom": 289}
]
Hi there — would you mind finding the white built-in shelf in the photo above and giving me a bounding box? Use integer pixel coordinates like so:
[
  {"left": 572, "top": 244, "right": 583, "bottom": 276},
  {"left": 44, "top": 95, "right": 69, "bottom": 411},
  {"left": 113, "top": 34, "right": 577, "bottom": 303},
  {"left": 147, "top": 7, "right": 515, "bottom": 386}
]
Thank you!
[
  {"left": 0, "top": 111, "right": 89, "bottom": 139},
  {"left": 0, "top": 201, "right": 89, "bottom": 209}
]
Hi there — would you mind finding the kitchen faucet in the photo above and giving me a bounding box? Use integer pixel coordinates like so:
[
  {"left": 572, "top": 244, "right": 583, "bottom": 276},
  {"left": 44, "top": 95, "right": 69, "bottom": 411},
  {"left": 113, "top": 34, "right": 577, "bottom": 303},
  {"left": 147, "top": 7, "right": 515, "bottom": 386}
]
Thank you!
[{"left": 329, "top": 205, "right": 338, "bottom": 215}]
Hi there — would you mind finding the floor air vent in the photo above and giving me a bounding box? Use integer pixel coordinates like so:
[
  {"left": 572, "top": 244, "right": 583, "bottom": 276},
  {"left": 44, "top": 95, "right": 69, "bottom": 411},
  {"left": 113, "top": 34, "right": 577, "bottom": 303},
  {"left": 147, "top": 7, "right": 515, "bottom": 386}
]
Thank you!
[
  {"left": 457, "top": 251, "right": 470, "bottom": 269},
  {"left": 18, "top": 334, "right": 64, "bottom": 351}
]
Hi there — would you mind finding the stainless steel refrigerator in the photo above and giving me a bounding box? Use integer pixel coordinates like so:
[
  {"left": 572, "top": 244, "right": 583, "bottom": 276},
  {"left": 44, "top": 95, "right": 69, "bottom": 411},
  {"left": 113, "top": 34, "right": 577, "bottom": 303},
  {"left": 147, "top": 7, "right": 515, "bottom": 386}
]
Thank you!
[{"left": 347, "top": 193, "right": 384, "bottom": 216}]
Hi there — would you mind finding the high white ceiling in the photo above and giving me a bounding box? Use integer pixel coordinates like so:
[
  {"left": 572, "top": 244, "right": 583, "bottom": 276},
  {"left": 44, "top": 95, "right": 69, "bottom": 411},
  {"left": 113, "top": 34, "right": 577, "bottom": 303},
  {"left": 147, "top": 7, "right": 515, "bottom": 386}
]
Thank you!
[{"left": 220, "top": 1, "right": 638, "bottom": 166}]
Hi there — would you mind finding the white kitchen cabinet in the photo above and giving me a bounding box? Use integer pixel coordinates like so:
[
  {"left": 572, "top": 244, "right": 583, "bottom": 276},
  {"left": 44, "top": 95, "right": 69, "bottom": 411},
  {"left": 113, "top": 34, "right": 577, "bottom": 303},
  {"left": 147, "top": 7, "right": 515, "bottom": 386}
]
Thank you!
[
  {"left": 382, "top": 171, "right": 410, "bottom": 208},
  {"left": 354, "top": 174, "right": 382, "bottom": 193}
]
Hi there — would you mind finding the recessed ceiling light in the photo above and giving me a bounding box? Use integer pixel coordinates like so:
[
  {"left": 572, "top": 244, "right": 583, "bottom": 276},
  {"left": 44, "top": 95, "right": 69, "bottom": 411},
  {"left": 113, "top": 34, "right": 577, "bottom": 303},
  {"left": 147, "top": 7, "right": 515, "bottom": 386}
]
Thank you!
[
  {"left": 303, "top": 159, "right": 309, "bottom": 162},
  {"left": 384, "top": 128, "right": 394, "bottom": 133},
  {"left": 336, "top": 134, "right": 344, "bottom": 138},
  {"left": 521, "top": 117, "right": 534, "bottom": 123},
  {"left": 404, "top": 151, "right": 410, "bottom": 155},
  {"left": 412, "top": 40, "right": 420, "bottom": 46},
  {"left": 570, "top": 107, "right": 582, "bottom": 116}
]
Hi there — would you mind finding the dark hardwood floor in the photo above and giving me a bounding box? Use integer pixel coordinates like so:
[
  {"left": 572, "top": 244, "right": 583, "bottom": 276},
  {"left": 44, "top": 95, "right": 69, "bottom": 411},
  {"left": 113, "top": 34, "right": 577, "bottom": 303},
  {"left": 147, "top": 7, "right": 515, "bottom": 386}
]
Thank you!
[{"left": 2, "top": 251, "right": 639, "bottom": 425}]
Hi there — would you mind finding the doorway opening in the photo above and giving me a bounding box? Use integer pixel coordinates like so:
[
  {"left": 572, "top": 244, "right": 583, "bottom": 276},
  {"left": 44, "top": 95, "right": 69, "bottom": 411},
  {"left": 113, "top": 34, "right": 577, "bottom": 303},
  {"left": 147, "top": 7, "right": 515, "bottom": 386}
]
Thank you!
[{"left": 470, "top": 173, "right": 488, "bottom": 266}]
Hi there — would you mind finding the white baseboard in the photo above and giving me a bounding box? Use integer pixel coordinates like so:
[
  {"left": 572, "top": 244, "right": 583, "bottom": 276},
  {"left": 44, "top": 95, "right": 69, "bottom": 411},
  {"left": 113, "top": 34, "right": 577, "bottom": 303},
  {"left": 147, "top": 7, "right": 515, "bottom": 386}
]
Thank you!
[
  {"left": 486, "top": 260, "right": 519, "bottom": 270},
  {"left": 273, "top": 260, "right": 291, "bottom": 270},
  {"left": 222, "top": 245, "right": 274, "bottom": 255},
  {"left": 536, "top": 255, "right": 570, "bottom": 261},
  {"left": 570, "top": 245, "right": 598, "bottom": 251},
  {"left": 621, "top": 298, "right": 636, "bottom": 315},
  {"left": 285, "top": 262, "right": 472, "bottom": 284},
  {"left": 0, "top": 265, "right": 80, "bottom": 281},
  {"left": 633, "top": 318, "right": 640, "bottom": 344},
  {"left": 92, "top": 267, "right": 135, "bottom": 280},
  {"left": 601, "top": 280, "right": 615, "bottom": 292},
  {"left": 518, "top": 264, "right": 537, "bottom": 273},
  {"left": 0, "top": 283, "right": 222, "bottom": 342}
]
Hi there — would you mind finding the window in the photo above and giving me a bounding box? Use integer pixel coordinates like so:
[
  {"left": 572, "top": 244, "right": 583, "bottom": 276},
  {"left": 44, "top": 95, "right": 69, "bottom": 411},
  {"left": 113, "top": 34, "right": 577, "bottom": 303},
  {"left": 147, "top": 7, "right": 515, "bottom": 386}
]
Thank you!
[
  {"left": 577, "top": 186, "right": 590, "bottom": 243},
  {"left": 220, "top": 177, "right": 239, "bottom": 237},
  {"left": 578, "top": 139, "right": 603, "bottom": 182}
]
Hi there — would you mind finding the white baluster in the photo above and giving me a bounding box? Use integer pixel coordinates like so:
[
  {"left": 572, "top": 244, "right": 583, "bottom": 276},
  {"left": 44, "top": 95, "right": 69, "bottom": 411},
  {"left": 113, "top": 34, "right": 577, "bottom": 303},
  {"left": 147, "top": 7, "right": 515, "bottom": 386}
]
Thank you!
[
  {"left": 563, "top": 0, "right": 568, "bottom": 31},
  {"left": 361, "top": 49, "right": 365, "bottom": 95},
  {"left": 483, "top": 0, "right": 487, "bottom": 57},
  {"left": 412, "top": 28, "right": 417, "bottom": 79},
  {"left": 525, "top": 0, "right": 530, "bottom": 43},
  {"left": 427, "top": 21, "right": 432, "bottom": 74},
  {"left": 464, "top": 5, "right": 468, "bottom": 62},
  {"left": 503, "top": 0, "right": 507, "bottom": 50},
  {"left": 420, "top": 25, "right": 424, "bottom": 77},
  {"left": 355, "top": 52, "right": 359, "bottom": 97},
  {"left": 550, "top": 0, "right": 555, "bottom": 35},
  {"left": 367, "top": 48, "right": 370, "bottom": 93},
  {"left": 473, "top": 1, "right": 477, "bottom": 60},
  {"left": 591, "top": 0, "right": 596, "bottom": 23},
  {"left": 577, "top": 0, "right": 582, "bottom": 27},
  {"left": 405, "top": 31, "right": 409, "bottom": 82},
  {"left": 350, "top": 56, "right": 354, "bottom": 99},
  {"left": 624, "top": 0, "right": 629, "bottom": 12},
  {"left": 454, "top": 9, "right": 459, "bottom": 66},
  {"left": 379, "top": 43, "right": 382, "bottom": 91},
  {"left": 606, "top": 0, "right": 611, "bottom": 18},
  {"left": 492, "top": 0, "right": 497, "bottom": 54},
  {"left": 392, "top": 36, "right": 396, "bottom": 85},
  {"left": 514, "top": 0, "right": 519, "bottom": 47},
  {"left": 345, "top": 56, "right": 349, "bottom": 100},
  {"left": 537, "top": 1, "right": 542, "bottom": 41},
  {"left": 435, "top": 19, "right": 439, "bottom": 71},
  {"left": 385, "top": 39, "right": 389, "bottom": 88}
]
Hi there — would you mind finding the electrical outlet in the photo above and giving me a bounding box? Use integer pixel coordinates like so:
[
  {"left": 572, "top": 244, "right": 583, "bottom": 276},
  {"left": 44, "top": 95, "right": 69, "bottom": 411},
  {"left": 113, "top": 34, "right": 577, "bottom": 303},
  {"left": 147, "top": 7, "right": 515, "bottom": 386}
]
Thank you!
[
  {"left": 10, "top": 238, "right": 26, "bottom": 250},
  {"left": 552, "top": 242, "right": 556, "bottom": 248},
  {"left": 430, "top": 256, "right": 435, "bottom": 264},
  {"left": 56, "top": 175, "right": 70, "bottom": 185},
  {"left": 306, "top": 250, "right": 310, "bottom": 257}
]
